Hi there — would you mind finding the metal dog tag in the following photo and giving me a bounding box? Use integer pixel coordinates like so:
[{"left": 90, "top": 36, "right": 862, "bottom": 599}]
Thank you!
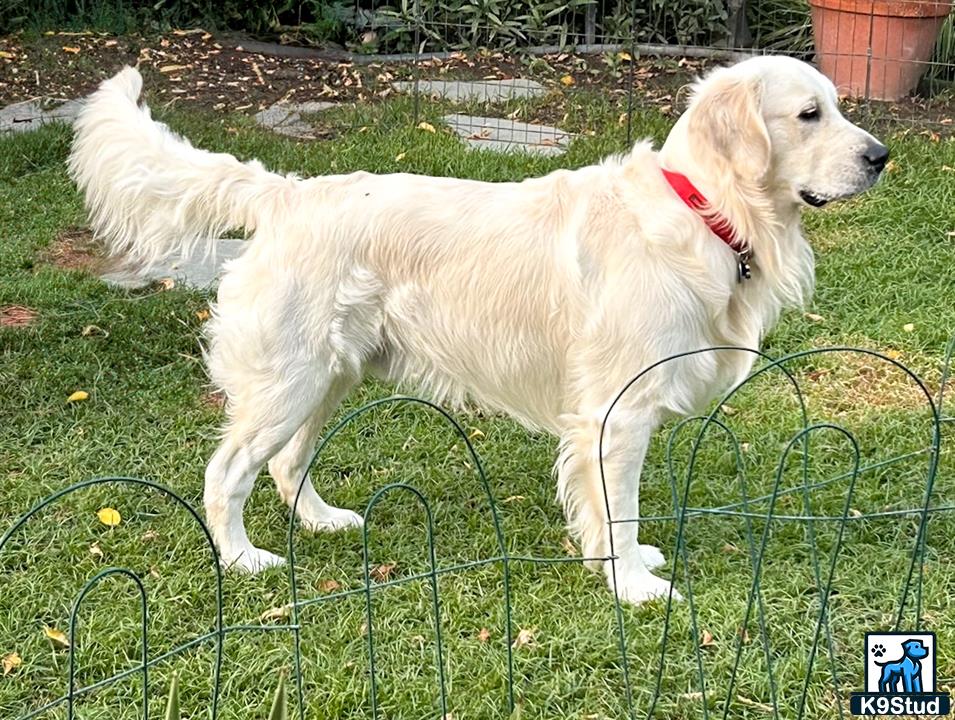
[{"left": 737, "top": 251, "right": 753, "bottom": 282}]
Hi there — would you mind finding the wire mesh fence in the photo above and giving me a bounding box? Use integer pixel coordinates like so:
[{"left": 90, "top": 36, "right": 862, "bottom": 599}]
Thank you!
[{"left": 2, "top": 338, "right": 953, "bottom": 718}]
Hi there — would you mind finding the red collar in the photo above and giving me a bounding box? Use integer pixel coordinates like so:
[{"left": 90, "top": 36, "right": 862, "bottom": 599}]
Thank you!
[{"left": 661, "top": 168, "right": 746, "bottom": 254}]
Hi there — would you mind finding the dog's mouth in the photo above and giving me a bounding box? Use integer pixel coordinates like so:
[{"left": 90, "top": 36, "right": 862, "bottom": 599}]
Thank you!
[{"left": 799, "top": 190, "right": 829, "bottom": 207}]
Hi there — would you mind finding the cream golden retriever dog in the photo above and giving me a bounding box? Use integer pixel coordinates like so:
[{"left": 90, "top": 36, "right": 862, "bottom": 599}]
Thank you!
[{"left": 69, "top": 57, "right": 887, "bottom": 604}]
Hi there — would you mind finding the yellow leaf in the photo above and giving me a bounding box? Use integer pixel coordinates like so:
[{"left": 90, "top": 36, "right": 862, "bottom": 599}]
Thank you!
[
  {"left": 416, "top": 121, "right": 436, "bottom": 133},
  {"left": 885, "top": 349, "right": 902, "bottom": 360},
  {"left": 512, "top": 627, "right": 536, "bottom": 648},
  {"left": 158, "top": 278, "right": 175, "bottom": 290},
  {"left": 468, "top": 427, "right": 485, "bottom": 440},
  {"left": 394, "top": 152, "right": 406, "bottom": 162},
  {"left": 259, "top": 604, "right": 292, "bottom": 622},
  {"left": 195, "top": 309, "right": 211, "bottom": 321},
  {"left": 903, "top": 323, "right": 915, "bottom": 332},
  {"left": 805, "top": 312, "right": 825, "bottom": 322},
  {"left": 43, "top": 626, "right": 69, "bottom": 649},
  {"left": 2, "top": 652, "right": 22, "bottom": 676},
  {"left": 0, "top": 51, "right": 15, "bottom": 60},
  {"left": 617, "top": 51, "right": 632, "bottom": 61},
  {"left": 560, "top": 75, "right": 575, "bottom": 87},
  {"left": 62, "top": 46, "right": 81, "bottom": 54},
  {"left": 96, "top": 507, "right": 122, "bottom": 527},
  {"left": 67, "top": 390, "right": 89, "bottom": 403},
  {"left": 159, "top": 64, "right": 189, "bottom": 74}
]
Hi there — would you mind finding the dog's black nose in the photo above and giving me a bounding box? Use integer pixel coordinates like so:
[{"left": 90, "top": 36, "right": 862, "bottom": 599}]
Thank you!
[{"left": 863, "top": 142, "right": 890, "bottom": 172}]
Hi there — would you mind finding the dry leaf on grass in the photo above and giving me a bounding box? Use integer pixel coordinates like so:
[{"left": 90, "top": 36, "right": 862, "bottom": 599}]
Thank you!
[
  {"left": 416, "top": 121, "right": 436, "bottom": 133},
  {"left": 370, "top": 563, "right": 397, "bottom": 582},
  {"left": 43, "top": 626, "right": 69, "bottom": 649},
  {"left": 512, "top": 627, "right": 535, "bottom": 648},
  {"left": 805, "top": 312, "right": 825, "bottom": 323},
  {"left": 89, "top": 542, "right": 104, "bottom": 559},
  {"left": 477, "top": 627, "right": 491, "bottom": 643},
  {"left": 62, "top": 46, "right": 80, "bottom": 54},
  {"left": 700, "top": 630, "right": 716, "bottom": 648},
  {"left": 2, "top": 652, "right": 22, "bottom": 676},
  {"left": 158, "top": 278, "right": 176, "bottom": 290},
  {"left": 468, "top": 427, "right": 485, "bottom": 440},
  {"left": 394, "top": 152, "right": 406, "bottom": 162},
  {"left": 260, "top": 605, "right": 292, "bottom": 622},
  {"left": 318, "top": 579, "right": 341, "bottom": 593},
  {"left": 67, "top": 390, "right": 89, "bottom": 403},
  {"left": 561, "top": 537, "right": 578, "bottom": 556},
  {"left": 195, "top": 309, "right": 211, "bottom": 321},
  {"left": 903, "top": 323, "right": 915, "bottom": 332},
  {"left": 81, "top": 324, "right": 108, "bottom": 337},
  {"left": 0, "top": 305, "right": 38, "bottom": 328},
  {"left": 96, "top": 507, "right": 121, "bottom": 527},
  {"left": 560, "top": 75, "right": 575, "bottom": 86}
]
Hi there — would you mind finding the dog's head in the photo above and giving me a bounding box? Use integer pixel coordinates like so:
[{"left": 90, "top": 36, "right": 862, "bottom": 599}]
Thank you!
[
  {"left": 902, "top": 639, "right": 930, "bottom": 659},
  {"left": 665, "top": 56, "right": 888, "bottom": 208}
]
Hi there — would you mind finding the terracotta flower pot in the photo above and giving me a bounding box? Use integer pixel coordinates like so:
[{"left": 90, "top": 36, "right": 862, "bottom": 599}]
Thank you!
[{"left": 809, "top": 0, "right": 953, "bottom": 100}]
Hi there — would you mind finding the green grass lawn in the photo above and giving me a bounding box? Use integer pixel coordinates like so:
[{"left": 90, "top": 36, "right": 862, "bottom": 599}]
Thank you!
[{"left": 1, "top": 87, "right": 955, "bottom": 720}]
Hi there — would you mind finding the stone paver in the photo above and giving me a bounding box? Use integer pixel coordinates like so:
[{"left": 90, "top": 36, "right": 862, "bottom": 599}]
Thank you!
[
  {"left": 101, "top": 239, "right": 246, "bottom": 290},
  {"left": 0, "top": 98, "right": 82, "bottom": 134},
  {"left": 254, "top": 101, "right": 336, "bottom": 138},
  {"left": 443, "top": 114, "right": 570, "bottom": 156},
  {"left": 393, "top": 78, "right": 546, "bottom": 103}
]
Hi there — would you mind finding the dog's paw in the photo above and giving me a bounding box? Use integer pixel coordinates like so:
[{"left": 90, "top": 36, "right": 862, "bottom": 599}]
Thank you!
[
  {"left": 872, "top": 643, "right": 886, "bottom": 658},
  {"left": 300, "top": 505, "right": 364, "bottom": 533},
  {"left": 222, "top": 546, "right": 286, "bottom": 574},
  {"left": 611, "top": 571, "right": 683, "bottom": 605},
  {"left": 639, "top": 544, "right": 666, "bottom": 570}
]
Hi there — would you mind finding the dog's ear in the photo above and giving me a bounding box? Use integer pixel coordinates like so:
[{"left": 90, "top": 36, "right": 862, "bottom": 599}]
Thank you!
[{"left": 686, "top": 72, "right": 771, "bottom": 183}]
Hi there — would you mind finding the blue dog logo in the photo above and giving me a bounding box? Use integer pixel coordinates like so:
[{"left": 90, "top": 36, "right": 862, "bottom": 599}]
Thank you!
[
  {"left": 851, "top": 632, "right": 950, "bottom": 716},
  {"left": 876, "top": 638, "right": 929, "bottom": 694}
]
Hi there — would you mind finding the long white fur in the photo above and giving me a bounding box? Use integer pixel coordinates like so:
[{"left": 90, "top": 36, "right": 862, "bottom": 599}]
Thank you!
[{"left": 69, "top": 58, "right": 884, "bottom": 604}]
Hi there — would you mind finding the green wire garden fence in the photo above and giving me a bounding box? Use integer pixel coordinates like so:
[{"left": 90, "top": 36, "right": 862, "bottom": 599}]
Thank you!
[{"left": 2, "top": 339, "right": 954, "bottom": 718}]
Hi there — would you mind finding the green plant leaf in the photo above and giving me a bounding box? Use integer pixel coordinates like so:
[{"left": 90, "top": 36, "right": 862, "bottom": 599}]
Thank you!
[
  {"left": 268, "top": 672, "right": 288, "bottom": 720},
  {"left": 164, "top": 673, "right": 180, "bottom": 720}
]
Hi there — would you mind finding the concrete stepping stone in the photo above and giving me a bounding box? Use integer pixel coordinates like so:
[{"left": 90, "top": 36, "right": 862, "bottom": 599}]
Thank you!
[
  {"left": 443, "top": 113, "right": 570, "bottom": 156},
  {"left": 101, "top": 239, "right": 246, "bottom": 290},
  {"left": 254, "top": 101, "right": 336, "bottom": 139},
  {"left": 0, "top": 98, "right": 82, "bottom": 134},
  {"left": 393, "top": 78, "right": 546, "bottom": 103}
]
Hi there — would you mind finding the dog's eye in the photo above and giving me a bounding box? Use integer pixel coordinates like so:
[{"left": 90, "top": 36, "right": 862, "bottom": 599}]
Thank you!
[{"left": 798, "top": 107, "right": 819, "bottom": 121}]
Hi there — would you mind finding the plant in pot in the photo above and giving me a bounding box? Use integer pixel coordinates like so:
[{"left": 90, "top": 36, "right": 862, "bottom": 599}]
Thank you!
[{"left": 808, "top": 0, "right": 954, "bottom": 100}]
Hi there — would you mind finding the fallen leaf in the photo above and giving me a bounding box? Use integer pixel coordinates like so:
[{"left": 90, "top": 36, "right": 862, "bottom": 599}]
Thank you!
[
  {"left": 0, "top": 305, "right": 38, "bottom": 328},
  {"left": 67, "top": 390, "right": 89, "bottom": 403},
  {"left": 617, "top": 51, "right": 632, "bottom": 61},
  {"left": 89, "top": 542, "right": 104, "bottom": 559},
  {"left": 738, "top": 627, "right": 751, "bottom": 644},
  {"left": 195, "top": 309, "right": 211, "bottom": 321},
  {"left": 468, "top": 427, "right": 485, "bottom": 440},
  {"left": 417, "top": 121, "right": 436, "bottom": 133},
  {"left": 370, "top": 563, "right": 396, "bottom": 582},
  {"left": 394, "top": 152, "right": 406, "bottom": 162},
  {"left": 903, "top": 323, "right": 915, "bottom": 332},
  {"left": 849, "top": 508, "right": 863, "bottom": 518},
  {"left": 503, "top": 495, "right": 525, "bottom": 503},
  {"left": 43, "top": 626, "right": 69, "bottom": 649},
  {"left": 560, "top": 75, "right": 575, "bottom": 87},
  {"left": 0, "top": 51, "right": 14, "bottom": 60},
  {"left": 561, "top": 537, "right": 577, "bottom": 556},
  {"left": 722, "top": 543, "right": 740, "bottom": 553},
  {"left": 259, "top": 604, "right": 292, "bottom": 622},
  {"left": 720, "top": 404, "right": 737, "bottom": 416},
  {"left": 141, "top": 530, "right": 160, "bottom": 542},
  {"left": 62, "top": 46, "right": 80, "bottom": 54},
  {"left": 96, "top": 507, "right": 121, "bottom": 527},
  {"left": 884, "top": 349, "right": 902, "bottom": 361},
  {"left": 81, "top": 324, "right": 108, "bottom": 337},
  {"left": 736, "top": 695, "right": 774, "bottom": 713},
  {"left": 318, "top": 579, "right": 341, "bottom": 593},
  {"left": 512, "top": 627, "right": 535, "bottom": 648},
  {"left": 477, "top": 627, "right": 491, "bottom": 643},
  {"left": 2, "top": 652, "right": 22, "bottom": 676},
  {"left": 700, "top": 630, "right": 716, "bottom": 648},
  {"left": 805, "top": 312, "right": 825, "bottom": 322},
  {"left": 158, "top": 278, "right": 176, "bottom": 290},
  {"left": 159, "top": 64, "right": 190, "bottom": 73}
]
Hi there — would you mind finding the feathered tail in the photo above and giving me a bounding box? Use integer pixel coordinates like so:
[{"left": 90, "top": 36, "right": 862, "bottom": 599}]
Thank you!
[{"left": 68, "top": 66, "right": 296, "bottom": 266}]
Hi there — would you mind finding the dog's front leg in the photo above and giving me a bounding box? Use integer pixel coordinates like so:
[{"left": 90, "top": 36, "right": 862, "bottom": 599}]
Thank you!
[
  {"left": 558, "top": 409, "right": 679, "bottom": 604},
  {"left": 600, "top": 415, "right": 681, "bottom": 604}
]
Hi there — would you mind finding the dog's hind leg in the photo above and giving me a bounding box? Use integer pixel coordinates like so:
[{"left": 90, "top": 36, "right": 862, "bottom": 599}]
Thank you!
[{"left": 268, "top": 374, "right": 364, "bottom": 532}]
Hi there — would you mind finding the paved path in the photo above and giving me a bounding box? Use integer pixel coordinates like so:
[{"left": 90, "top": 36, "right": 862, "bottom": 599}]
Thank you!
[{"left": 0, "top": 98, "right": 82, "bottom": 134}]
